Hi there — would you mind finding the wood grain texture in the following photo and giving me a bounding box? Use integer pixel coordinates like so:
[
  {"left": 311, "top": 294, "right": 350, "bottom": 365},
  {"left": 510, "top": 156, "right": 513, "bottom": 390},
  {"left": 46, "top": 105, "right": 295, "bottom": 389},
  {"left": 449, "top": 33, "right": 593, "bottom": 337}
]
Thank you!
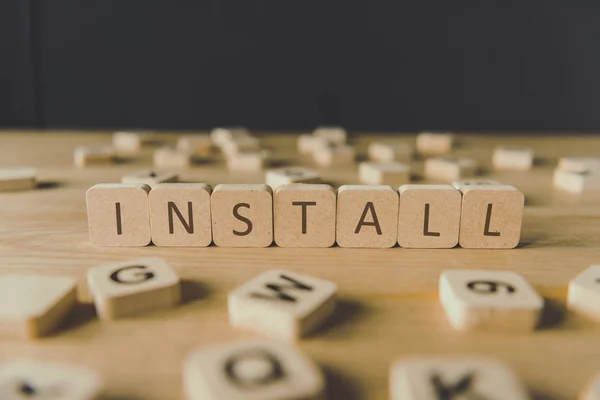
[{"left": 0, "top": 131, "right": 600, "bottom": 399}]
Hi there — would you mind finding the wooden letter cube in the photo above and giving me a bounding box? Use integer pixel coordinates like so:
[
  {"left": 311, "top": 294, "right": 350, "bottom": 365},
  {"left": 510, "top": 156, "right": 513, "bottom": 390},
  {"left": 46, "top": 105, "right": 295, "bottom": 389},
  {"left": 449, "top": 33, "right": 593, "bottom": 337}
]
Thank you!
[
  {"left": 397, "top": 185, "right": 461, "bottom": 248},
  {"left": 451, "top": 179, "right": 501, "bottom": 190},
  {"left": 265, "top": 166, "right": 320, "bottom": 189},
  {"left": 210, "top": 126, "right": 251, "bottom": 146},
  {"left": 226, "top": 150, "right": 269, "bottom": 172},
  {"left": 368, "top": 140, "right": 413, "bottom": 163},
  {"left": 558, "top": 156, "right": 600, "bottom": 173},
  {"left": 358, "top": 161, "right": 411, "bottom": 186},
  {"left": 439, "top": 270, "right": 543, "bottom": 333},
  {"left": 184, "top": 339, "right": 324, "bottom": 400},
  {"left": 416, "top": 132, "right": 454, "bottom": 155},
  {"left": 87, "top": 257, "right": 181, "bottom": 320},
  {"left": 313, "top": 126, "right": 347, "bottom": 144},
  {"left": 153, "top": 146, "right": 191, "bottom": 169},
  {"left": 113, "top": 130, "right": 157, "bottom": 155},
  {"left": 313, "top": 144, "right": 355, "bottom": 167},
  {"left": 211, "top": 184, "right": 273, "bottom": 247},
  {"left": 425, "top": 156, "right": 477, "bottom": 182},
  {"left": 177, "top": 133, "right": 213, "bottom": 156},
  {"left": 274, "top": 184, "right": 336, "bottom": 248},
  {"left": 221, "top": 136, "right": 261, "bottom": 157},
  {"left": 0, "top": 359, "right": 103, "bottom": 400},
  {"left": 459, "top": 185, "right": 524, "bottom": 249},
  {"left": 553, "top": 168, "right": 600, "bottom": 193},
  {"left": 493, "top": 146, "right": 534, "bottom": 170},
  {"left": 86, "top": 183, "right": 151, "bottom": 247},
  {"left": 0, "top": 275, "right": 77, "bottom": 338},
  {"left": 149, "top": 183, "right": 212, "bottom": 247},
  {"left": 228, "top": 269, "right": 336, "bottom": 340},
  {"left": 73, "top": 146, "right": 115, "bottom": 168},
  {"left": 390, "top": 356, "right": 528, "bottom": 400},
  {"left": 336, "top": 185, "right": 399, "bottom": 248},
  {"left": 297, "top": 134, "right": 328, "bottom": 155},
  {"left": 0, "top": 167, "right": 36, "bottom": 192},
  {"left": 121, "top": 170, "right": 178, "bottom": 187},
  {"left": 568, "top": 265, "right": 600, "bottom": 322}
]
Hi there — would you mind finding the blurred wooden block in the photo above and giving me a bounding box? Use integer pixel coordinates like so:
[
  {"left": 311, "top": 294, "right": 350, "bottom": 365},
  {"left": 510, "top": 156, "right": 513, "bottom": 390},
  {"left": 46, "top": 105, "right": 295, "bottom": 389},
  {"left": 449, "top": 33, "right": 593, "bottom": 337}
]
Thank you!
[
  {"left": 210, "top": 126, "right": 251, "bottom": 146},
  {"left": 581, "top": 371, "right": 600, "bottom": 400},
  {"left": 558, "top": 156, "right": 600, "bottom": 173},
  {"left": 177, "top": 134, "right": 213, "bottom": 156},
  {"left": 221, "top": 136, "right": 261, "bottom": 157},
  {"left": 228, "top": 269, "right": 337, "bottom": 340},
  {"left": 274, "top": 184, "right": 336, "bottom": 248},
  {"left": 149, "top": 183, "right": 212, "bottom": 247},
  {"left": 0, "top": 275, "right": 77, "bottom": 338},
  {"left": 553, "top": 168, "right": 600, "bottom": 193},
  {"left": 459, "top": 185, "right": 524, "bottom": 248},
  {"left": 358, "top": 161, "right": 411, "bottom": 186},
  {"left": 86, "top": 183, "right": 151, "bottom": 247},
  {"left": 297, "top": 134, "right": 327, "bottom": 155},
  {"left": 368, "top": 140, "right": 413, "bottom": 163},
  {"left": 493, "top": 146, "right": 534, "bottom": 170},
  {"left": 226, "top": 149, "right": 268, "bottom": 172},
  {"left": 416, "top": 132, "right": 454, "bottom": 155},
  {"left": 87, "top": 257, "right": 181, "bottom": 320},
  {"left": 73, "top": 146, "right": 115, "bottom": 168},
  {"left": 121, "top": 170, "right": 178, "bottom": 187},
  {"left": 313, "top": 126, "right": 347, "bottom": 144},
  {"left": 440, "top": 270, "right": 543, "bottom": 333},
  {"left": 336, "top": 185, "right": 399, "bottom": 248},
  {"left": 265, "top": 166, "right": 320, "bottom": 189},
  {"left": 113, "top": 130, "right": 157, "bottom": 155},
  {"left": 390, "top": 356, "right": 529, "bottom": 400},
  {"left": 397, "top": 184, "right": 461, "bottom": 248},
  {"left": 211, "top": 184, "right": 273, "bottom": 247},
  {"left": 153, "top": 146, "right": 191, "bottom": 170},
  {"left": 313, "top": 144, "right": 355, "bottom": 167},
  {"left": 425, "top": 156, "right": 477, "bottom": 181},
  {"left": 0, "top": 358, "right": 102, "bottom": 400},
  {"left": 184, "top": 339, "right": 325, "bottom": 400},
  {"left": 0, "top": 167, "right": 36, "bottom": 192},
  {"left": 568, "top": 265, "right": 600, "bottom": 322},
  {"left": 451, "top": 179, "right": 501, "bottom": 190}
]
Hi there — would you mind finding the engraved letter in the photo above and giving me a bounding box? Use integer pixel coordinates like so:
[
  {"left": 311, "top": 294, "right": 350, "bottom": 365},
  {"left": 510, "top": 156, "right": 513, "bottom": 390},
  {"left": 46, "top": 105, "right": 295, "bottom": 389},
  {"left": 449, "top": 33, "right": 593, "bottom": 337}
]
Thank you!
[
  {"left": 110, "top": 265, "right": 154, "bottom": 284},
  {"left": 225, "top": 350, "right": 284, "bottom": 387},
  {"left": 483, "top": 203, "right": 501, "bottom": 236},
  {"left": 354, "top": 202, "right": 382, "bottom": 235},
  {"left": 466, "top": 280, "right": 516, "bottom": 294},
  {"left": 292, "top": 201, "right": 317, "bottom": 234},
  {"left": 233, "top": 203, "right": 252, "bottom": 236},
  {"left": 423, "top": 203, "right": 440, "bottom": 237},
  {"left": 115, "top": 202, "right": 122, "bottom": 235},
  {"left": 250, "top": 274, "right": 313, "bottom": 302},
  {"left": 168, "top": 201, "right": 194, "bottom": 234},
  {"left": 431, "top": 371, "right": 488, "bottom": 400}
]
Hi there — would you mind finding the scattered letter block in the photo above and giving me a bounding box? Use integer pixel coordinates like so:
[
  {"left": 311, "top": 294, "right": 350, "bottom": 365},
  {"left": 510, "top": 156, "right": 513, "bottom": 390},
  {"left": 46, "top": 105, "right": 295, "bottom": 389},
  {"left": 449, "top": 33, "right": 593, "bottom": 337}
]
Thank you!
[
  {"left": 221, "top": 136, "right": 261, "bottom": 157},
  {"left": 228, "top": 269, "right": 337, "bottom": 340},
  {"left": 149, "top": 183, "right": 212, "bottom": 247},
  {"left": 227, "top": 150, "right": 269, "bottom": 172},
  {"left": 87, "top": 257, "right": 181, "bottom": 320},
  {"left": 313, "top": 126, "right": 347, "bottom": 144},
  {"left": 397, "top": 185, "right": 461, "bottom": 248},
  {"left": 113, "top": 130, "right": 157, "bottom": 155},
  {"left": 390, "top": 356, "right": 529, "bottom": 400},
  {"left": 274, "top": 184, "right": 336, "bottom": 248},
  {"left": 313, "top": 144, "right": 355, "bottom": 167},
  {"left": 416, "top": 132, "right": 454, "bottom": 155},
  {"left": 358, "top": 161, "right": 411, "bottom": 186},
  {"left": 368, "top": 140, "right": 413, "bottom": 163},
  {"left": 184, "top": 339, "right": 325, "bottom": 400},
  {"left": 568, "top": 265, "right": 600, "bottom": 322},
  {"left": 265, "top": 166, "right": 320, "bottom": 189},
  {"left": 153, "top": 146, "right": 191, "bottom": 170},
  {"left": 425, "top": 156, "right": 477, "bottom": 182},
  {"left": 211, "top": 184, "right": 273, "bottom": 247},
  {"left": 581, "top": 371, "right": 600, "bottom": 400},
  {"left": 121, "top": 170, "right": 178, "bottom": 187},
  {"left": 0, "top": 167, "right": 36, "bottom": 192},
  {"left": 74, "top": 146, "right": 115, "bottom": 168},
  {"left": 0, "top": 358, "right": 102, "bottom": 400},
  {"left": 558, "top": 157, "right": 600, "bottom": 174},
  {"left": 0, "top": 275, "right": 77, "bottom": 338},
  {"left": 86, "top": 183, "right": 151, "bottom": 247},
  {"left": 493, "top": 146, "right": 534, "bottom": 170},
  {"left": 297, "top": 134, "right": 328, "bottom": 155},
  {"left": 459, "top": 185, "right": 524, "bottom": 249},
  {"left": 553, "top": 168, "right": 600, "bottom": 193},
  {"left": 177, "top": 133, "right": 213, "bottom": 157},
  {"left": 210, "top": 126, "right": 251, "bottom": 147},
  {"left": 336, "top": 185, "right": 399, "bottom": 248},
  {"left": 439, "top": 270, "right": 543, "bottom": 333}
]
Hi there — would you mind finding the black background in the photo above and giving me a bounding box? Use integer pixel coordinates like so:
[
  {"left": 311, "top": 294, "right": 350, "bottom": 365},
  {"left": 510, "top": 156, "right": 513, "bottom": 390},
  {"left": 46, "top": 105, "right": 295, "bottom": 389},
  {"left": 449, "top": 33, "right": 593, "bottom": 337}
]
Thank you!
[{"left": 2, "top": 1, "right": 600, "bottom": 131}]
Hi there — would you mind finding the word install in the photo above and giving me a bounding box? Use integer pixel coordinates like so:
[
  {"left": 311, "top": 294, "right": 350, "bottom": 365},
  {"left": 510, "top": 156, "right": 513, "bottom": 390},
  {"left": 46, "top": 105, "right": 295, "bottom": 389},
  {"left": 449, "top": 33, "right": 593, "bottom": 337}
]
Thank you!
[{"left": 85, "top": 182, "right": 524, "bottom": 249}]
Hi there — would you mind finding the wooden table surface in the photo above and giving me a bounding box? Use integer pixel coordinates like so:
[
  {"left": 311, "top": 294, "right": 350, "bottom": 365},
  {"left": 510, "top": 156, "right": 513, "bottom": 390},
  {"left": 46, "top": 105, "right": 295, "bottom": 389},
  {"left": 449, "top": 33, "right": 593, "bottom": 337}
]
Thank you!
[{"left": 1, "top": 131, "right": 599, "bottom": 399}]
